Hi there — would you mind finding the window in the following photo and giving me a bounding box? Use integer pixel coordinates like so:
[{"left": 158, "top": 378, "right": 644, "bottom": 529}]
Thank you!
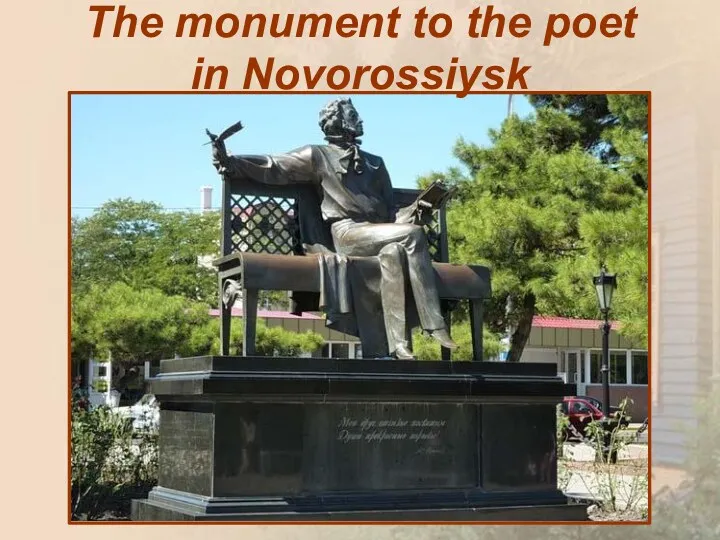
[
  {"left": 589, "top": 351, "right": 627, "bottom": 384},
  {"left": 333, "top": 343, "right": 350, "bottom": 359},
  {"left": 590, "top": 352, "right": 601, "bottom": 383},
  {"left": 584, "top": 396, "right": 603, "bottom": 410},
  {"left": 610, "top": 352, "right": 627, "bottom": 384},
  {"left": 632, "top": 352, "right": 648, "bottom": 385},
  {"left": 571, "top": 401, "right": 592, "bottom": 414}
]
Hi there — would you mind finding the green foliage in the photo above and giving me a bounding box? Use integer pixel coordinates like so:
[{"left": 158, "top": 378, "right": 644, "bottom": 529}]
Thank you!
[
  {"left": 527, "top": 95, "right": 617, "bottom": 157},
  {"left": 72, "top": 282, "right": 325, "bottom": 365},
  {"left": 420, "top": 94, "right": 648, "bottom": 359},
  {"left": 70, "top": 383, "right": 157, "bottom": 520},
  {"left": 71, "top": 199, "right": 220, "bottom": 305},
  {"left": 71, "top": 199, "right": 322, "bottom": 367},
  {"left": 255, "top": 324, "right": 325, "bottom": 357},
  {"left": 185, "top": 316, "right": 324, "bottom": 357},
  {"left": 605, "top": 95, "right": 648, "bottom": 191},
  {"left": 551, "top": 203, "right": 648, "bottom": 346},
  {"left": 72, "top": 282, "right": 211, "bottom": 365},
  {"left": 412, "top": 323, "right": 501, "bottom": 361}
]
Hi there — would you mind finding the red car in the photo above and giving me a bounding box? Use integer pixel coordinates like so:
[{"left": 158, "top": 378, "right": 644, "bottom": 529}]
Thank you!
[
  {"left": 576, "top": 395, "right": 631, "bottom": 428},
  {"left": 560, "top": 396, "right": 605, "bottom": 439}
]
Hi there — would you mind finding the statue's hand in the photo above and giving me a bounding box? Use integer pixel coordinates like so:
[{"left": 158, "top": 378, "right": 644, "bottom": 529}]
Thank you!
[
  {"left": 395, "top": 202, "right": 433, "bottom": 226},
  {"left": 206, "top": 122, "right": 243, "bottom": 175},
  {"left": 417, "top": 204, "right": 434, "bottom": 226},
  {"left": 211, "top": 139, "right": 228, "bottom": 162},
  {"left": 210, "top": 139, "right": 231, "bottom": 175}
]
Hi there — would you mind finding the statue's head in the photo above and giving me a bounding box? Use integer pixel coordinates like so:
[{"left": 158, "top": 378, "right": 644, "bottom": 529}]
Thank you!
[{"left": 319, "top": 98, "right": 364, "bottom": 140}]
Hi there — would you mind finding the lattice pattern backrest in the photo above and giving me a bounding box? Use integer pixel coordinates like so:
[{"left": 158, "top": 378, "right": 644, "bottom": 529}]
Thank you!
[
  {"left": 228, "top": 193, "right": 299, "bottom": 255},
  {"left": 222, "top": 181, "right": 447, "bottom": 262}
]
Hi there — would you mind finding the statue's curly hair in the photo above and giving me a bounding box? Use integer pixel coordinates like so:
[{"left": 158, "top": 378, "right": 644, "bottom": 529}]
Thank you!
[{"left": 318, "top": 98, "right": 353, "bottom": 138}]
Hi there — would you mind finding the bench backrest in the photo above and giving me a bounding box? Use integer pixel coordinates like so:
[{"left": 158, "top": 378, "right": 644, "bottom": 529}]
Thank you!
[{"left": 221, "top": 177, "right": 450, "bottom": 263}]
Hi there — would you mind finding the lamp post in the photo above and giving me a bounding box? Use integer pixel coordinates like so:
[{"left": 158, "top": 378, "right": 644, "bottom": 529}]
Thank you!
[
  {"left": 593, "top": 267, "right": 617, "bottom": 417},
  {"left": 593, "top": 267, "right": 618, "bottom": 463}
]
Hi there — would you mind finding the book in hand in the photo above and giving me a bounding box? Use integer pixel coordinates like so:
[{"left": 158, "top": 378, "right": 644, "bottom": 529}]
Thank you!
[{"left": 415, "top": 181, "right": 457, "bottom": 210}]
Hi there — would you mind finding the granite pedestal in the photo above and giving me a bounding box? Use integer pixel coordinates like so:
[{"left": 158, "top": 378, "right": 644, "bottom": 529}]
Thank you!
[{"left": 131, "top": 356, "right": 587, "bottom": 521}]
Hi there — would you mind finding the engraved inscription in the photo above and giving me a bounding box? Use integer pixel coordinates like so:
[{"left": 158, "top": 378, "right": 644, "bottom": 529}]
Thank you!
[
  {"left": 336, "top": 416, "right": 447, "bottom": 448},
  {"left": 303, "top": 403, "right": 477, "bottom": 491}
]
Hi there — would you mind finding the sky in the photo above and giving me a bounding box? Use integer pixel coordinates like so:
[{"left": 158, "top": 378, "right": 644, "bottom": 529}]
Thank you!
[{"left": 70, "top": 94, "right": 534, "bottom": 218}]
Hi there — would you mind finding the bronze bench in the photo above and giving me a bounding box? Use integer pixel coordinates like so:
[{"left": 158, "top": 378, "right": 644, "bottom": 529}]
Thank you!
[{"left": 213, "top": 177, "right": 491, "bottom": 361}]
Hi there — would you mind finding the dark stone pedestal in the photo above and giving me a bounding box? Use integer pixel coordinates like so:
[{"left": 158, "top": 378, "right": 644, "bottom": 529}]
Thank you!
[{"left": 131, "top": 356, "right": 588, "bottom": 522}]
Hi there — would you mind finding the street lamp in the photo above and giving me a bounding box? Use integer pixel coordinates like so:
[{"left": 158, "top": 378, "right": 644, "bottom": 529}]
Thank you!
[{"left": 593, "top": 267, "right": 617, "bottom": 417}]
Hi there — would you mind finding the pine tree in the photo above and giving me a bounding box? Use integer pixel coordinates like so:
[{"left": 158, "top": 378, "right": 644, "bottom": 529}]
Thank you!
[{"left": 420, "top": 94, "right": 648, "bottom": 361}]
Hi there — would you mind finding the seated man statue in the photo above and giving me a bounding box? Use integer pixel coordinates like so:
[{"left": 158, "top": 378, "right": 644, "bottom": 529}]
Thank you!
[{"left": 210, "top": 97, "right": 457, "bottom": 359}]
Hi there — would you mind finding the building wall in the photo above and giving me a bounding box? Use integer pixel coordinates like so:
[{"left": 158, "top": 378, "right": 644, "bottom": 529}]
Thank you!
[
  {"left": 651, "top": 68, "right": 709, "bottom": 466},
  {"left": 585, "top": 385, "right": 648, "bottom": 422},
  {"left": 521, "top": 347, "right": 558, "bottom": 365},
  {"left": 526, "top": 326, "right": 635, "bottom": 350},
  {"left": 522, "top": 345, "right": 649, "bottom": 416}
]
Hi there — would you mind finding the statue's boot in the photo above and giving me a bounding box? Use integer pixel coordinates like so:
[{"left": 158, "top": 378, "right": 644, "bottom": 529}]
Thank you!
[
  {"left": 430, "top": 328, "right": 458, "bottom": 350},
  {"left": 393, "top": 342, "right": 416, "bottom": 360}
]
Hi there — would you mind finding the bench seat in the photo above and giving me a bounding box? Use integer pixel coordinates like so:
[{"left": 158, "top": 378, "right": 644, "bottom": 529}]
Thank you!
[{"left": 213, "top": 252, "right": 491, "bottom": 360}]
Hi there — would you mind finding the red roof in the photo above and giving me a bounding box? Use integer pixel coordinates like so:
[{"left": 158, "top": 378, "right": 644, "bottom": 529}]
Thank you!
[{"left": 532, "top": 316, "right": 620, "bottom": 330}]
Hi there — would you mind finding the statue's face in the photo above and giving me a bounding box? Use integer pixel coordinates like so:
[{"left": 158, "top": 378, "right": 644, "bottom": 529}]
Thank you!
[{"left": 340, "top": 102, "right": 364, "bottom": 138}]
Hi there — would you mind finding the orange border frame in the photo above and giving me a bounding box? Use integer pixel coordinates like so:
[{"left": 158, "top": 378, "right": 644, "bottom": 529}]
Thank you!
[{"left": 67, "top": 89, "right": 652, "bottom": 526}]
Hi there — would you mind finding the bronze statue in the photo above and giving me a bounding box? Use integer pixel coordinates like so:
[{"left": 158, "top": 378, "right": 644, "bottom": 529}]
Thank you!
[{"left": 209, "top": 98, "right": 457, "bottom": 359}]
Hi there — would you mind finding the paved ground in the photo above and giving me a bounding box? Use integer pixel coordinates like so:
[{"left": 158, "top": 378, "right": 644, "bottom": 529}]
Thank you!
[
  {"left": 560, "top": 436, "right": 648, "bottom": 511},
  {"left": 564, "top": 470, "right": 648, "bottom": 511},
  {"left": 562, "top": 442, "right": 647, "bottom": 462}
]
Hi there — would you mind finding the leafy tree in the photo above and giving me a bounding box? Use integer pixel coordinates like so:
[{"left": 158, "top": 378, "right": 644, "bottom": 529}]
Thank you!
[
  {"left": 420, "top": 95, "right": 648, "bottom": 361},
  {"left": 547, "top": 95, "right": 649, "bottom": 346},
  {"left": 72, "top": 198, "right": 290, "bottom": 309},
  {"left": 71, "top": 199, "right": 324, "bottom": 376},
  {"left": 72, "top": 282, "right": 212, "bottom": 366},
  {"left": 71, "top": 199, "right": 220, "bottom": 305},
  {"left": 71, "top": 282, "right": 325, "bottom": 370}
]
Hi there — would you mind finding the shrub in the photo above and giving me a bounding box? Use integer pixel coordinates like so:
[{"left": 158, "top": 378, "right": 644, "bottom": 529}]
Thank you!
[{"left": 70, "top": 381, "right": 157, "bottom": 520}]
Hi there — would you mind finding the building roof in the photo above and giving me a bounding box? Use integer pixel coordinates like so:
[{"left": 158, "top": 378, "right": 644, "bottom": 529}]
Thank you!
[{"left": 532, "top": 316, "right": 620, "bottom": 330}]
